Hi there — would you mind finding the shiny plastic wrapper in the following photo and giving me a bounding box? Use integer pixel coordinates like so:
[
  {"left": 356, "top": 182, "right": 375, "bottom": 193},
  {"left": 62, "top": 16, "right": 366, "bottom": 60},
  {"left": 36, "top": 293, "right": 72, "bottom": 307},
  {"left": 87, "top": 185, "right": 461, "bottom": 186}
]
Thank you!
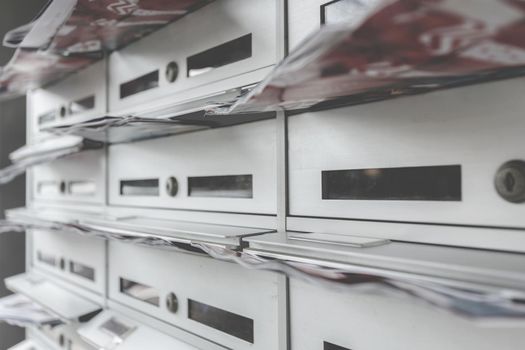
[{"left": 218, "top": 0, "right": 525, "bottom": 114}]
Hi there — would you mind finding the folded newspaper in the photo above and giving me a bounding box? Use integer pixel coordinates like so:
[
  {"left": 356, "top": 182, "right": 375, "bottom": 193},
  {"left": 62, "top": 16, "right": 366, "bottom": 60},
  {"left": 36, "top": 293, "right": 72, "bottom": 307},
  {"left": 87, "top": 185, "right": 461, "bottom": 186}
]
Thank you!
[
  {"left": 0, "top": 135, "right": 103, "bottom": 185},
  {"left": 0, "top": 293, "right": 60, "bottom": 327},
  {"left": 212, "top": 0, "right": 525, "bottom": 114}
]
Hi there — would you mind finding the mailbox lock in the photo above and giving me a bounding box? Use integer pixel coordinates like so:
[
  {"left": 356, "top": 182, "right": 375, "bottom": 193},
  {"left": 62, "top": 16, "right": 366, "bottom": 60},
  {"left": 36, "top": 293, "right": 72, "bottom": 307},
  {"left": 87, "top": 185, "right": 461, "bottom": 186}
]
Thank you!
[
  {"left": 59, "top": 105, "right": 67, "bottom": 118},
  {"left": 495, "top": 160, "right": 525, "bottom": 203},
  {"left": 60, "top": 181, "right": 67, "bottom": 194},
  {"left": 166, "top": 61, "right": 179, "bottom": 83},
  {"left": 166, "top": 177, "right": 179, "bottom": 197},
  {"left": 58, "top": 334, "right": 65, "bottom": 347},
  {"left": 166, "top": 292, "right": 179, "bottom": 313}
]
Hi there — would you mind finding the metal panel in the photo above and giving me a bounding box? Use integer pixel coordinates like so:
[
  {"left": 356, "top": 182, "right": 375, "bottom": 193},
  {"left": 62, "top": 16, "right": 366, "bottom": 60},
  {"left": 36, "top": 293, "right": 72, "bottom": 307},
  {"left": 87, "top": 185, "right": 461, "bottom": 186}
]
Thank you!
[
  {"left": 289, "top": 279, "right": 525, "bottom": 350},
  {"left": 288, "top": 78, "right": 525, "bottom": 238},
  {"left": 108, "top": 0, "right": 280, "bottom": 114},
  {"left": 108, "top": 119, "right": 277, "bottom": 214},
  {"left": 28, "top": 61, "right": 107, "bottom": 140},
  {"left": 31, "top": 149, "right": 106, "bottom": 205},
  {"left": 32, "top": 229, "right": 106, "bottom": 295},
  {"left": 108, "top": 241, "right": 282, "bottom": 350}
]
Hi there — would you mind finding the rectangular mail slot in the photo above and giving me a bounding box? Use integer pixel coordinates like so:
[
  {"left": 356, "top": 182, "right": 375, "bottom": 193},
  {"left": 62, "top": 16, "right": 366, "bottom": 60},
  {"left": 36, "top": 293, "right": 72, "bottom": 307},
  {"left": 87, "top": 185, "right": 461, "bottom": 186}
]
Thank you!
[
  {"left": 68, "top": 95, "right": 95, "bottom": 115},
  {"left": 120, "top": 179, "right": 159, "bottom": 196},
  {"left": 322, "top": 165, "right": 462, "bottom": 201},
  {"left": 120, "top": 278, "right": 160, "bottom": 306},
  {"left": 188, "top": 299, "right": 254, "bottom": 343},
  {"left": 120, "top": 70, "right": 159, "bottom": 99},
  {"left": 188, "top": 175, "right": 253, "bottom": 198},
  {"left": 68, "top": 181, "right": 96, "bottom": 196},
  {"left": 70, "top": 261, "right": 95, "bottom": 282},
  {"left": 38, "top": 110, "right": 56, "bottom": 126},
  {"left": 37, "top": 251, "right": 56, "bottom": 267},
  {"left": 187, "top": 34, "right": 252, "bottom": 78},
  {"left": 37, "top": 181, "right": 62, "bottom": 195}
]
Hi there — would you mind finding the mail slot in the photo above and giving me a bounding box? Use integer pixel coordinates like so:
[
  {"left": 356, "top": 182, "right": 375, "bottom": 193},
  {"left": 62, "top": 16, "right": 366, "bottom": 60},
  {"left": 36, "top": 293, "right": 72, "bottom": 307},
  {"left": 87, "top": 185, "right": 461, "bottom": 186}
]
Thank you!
[
  {"left": 108, "top": 0, "right": 282, "bottom": 114},
  {"left": 289, "top": 279, "right": 525, "bottom": 350},
  {"left": 32, "top": 229, "right": 106, "bottom": 295},
  {"left": 108, "top": 119, "right": 276, "bottom": 214},
  {"left": 288, "top": 78, "right": 525, "bottom": 250},
  {"left": 108, "top": 241, "right": 282, "bottom": 349}
]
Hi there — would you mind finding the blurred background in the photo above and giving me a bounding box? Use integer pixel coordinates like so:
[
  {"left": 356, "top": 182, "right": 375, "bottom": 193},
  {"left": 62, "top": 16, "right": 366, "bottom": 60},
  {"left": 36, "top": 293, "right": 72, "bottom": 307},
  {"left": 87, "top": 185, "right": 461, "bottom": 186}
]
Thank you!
[{"left": 0, "top": 1, "right": 48, "bottom": 347}]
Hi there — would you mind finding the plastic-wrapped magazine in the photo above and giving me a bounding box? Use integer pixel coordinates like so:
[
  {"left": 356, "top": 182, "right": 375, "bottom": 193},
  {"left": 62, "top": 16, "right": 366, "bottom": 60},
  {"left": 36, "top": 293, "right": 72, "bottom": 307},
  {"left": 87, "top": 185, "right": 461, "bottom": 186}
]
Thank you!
[
  {"left": 0, "top": 135, "right": 103, "bottom": 185},
  {"left": 0, "top": 293, "right": 60, "bottom": 327},
  {"left": 217, "top": 0, "right": 525, "bottom": 114}
]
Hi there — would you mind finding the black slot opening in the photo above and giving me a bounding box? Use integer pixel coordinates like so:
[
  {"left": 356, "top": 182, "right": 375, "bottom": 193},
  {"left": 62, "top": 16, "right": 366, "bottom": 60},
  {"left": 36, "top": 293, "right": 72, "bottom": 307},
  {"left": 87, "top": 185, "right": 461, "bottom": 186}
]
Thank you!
[
  {"left": 120, "top": 70, "right": 159, "bottom": 99},
  {"left": 38, "top": 110, "right": 56, "bottom": 126},
  {"left": 119, "top": 278, "right": 159, "bottom": 306},
  {"left": 70, "top": 261, "right": 95, "bottom": 281},
  {"left": 120, "top": 179, "right": 159, "bottom": 196},
  {"left": 188, "top": 175, "right": 253, "bottom": 198},
  {"left": 322, "top": 165, "right": 461, "bottom": 201},
  {"left": 69, "top": 95, "right": 95, "bottom": 115},
  {"left": 324, "top": 342, "right": 352, "bottom": 350},
  {"left": 187, "top": 34, "right": 252, "bottom": 78},
  {"left": 188, "top": 299, "right": 254, "bottom": 343},
  {"left": 37, "top": 251, "right": 56, "bottom": 267}
]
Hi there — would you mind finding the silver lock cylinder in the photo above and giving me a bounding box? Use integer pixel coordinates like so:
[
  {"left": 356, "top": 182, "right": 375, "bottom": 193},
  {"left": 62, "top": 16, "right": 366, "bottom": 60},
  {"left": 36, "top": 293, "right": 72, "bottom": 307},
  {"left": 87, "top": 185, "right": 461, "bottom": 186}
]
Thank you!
[
  {"left": 166, "top": 292, "right": 178, "bottom": 313},
  {"left": 495, "top": 160, "right": 525, "bottom": 203},
  {"left": 166, "top": 177, "right": 179, "bottom": 197}
]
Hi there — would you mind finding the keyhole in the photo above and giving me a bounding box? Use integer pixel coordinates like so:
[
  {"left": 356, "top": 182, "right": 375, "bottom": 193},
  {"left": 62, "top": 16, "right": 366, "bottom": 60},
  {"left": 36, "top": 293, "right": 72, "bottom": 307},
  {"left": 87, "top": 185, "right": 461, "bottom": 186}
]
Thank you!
[{"left": 505, "top": 172, "right": 516, "bottom": 193}]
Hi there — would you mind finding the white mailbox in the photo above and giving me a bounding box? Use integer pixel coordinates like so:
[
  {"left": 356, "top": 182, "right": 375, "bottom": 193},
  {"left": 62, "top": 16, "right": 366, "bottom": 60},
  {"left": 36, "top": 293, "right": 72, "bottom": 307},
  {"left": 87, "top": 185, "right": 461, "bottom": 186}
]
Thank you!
[
  {"left": 108, "top": 119, "right": 276, "bottom": 215},
  {"left": 289, "top": 279, "right": 525, "bottom": 350},
  {"left": 108, "top": 241, "right": 285, "bottom": 350},
  {"left": 108, "top": 0, "right": 283, "bottom": 115},
  {"left": 28, "top": 61, "right": 107, "bottom": 140},
  {"left": 32, "top": 229, "right": 106, "bottom": 295},
  {"left": 287, "top": 78, "right": 525, "bottom": 251}
]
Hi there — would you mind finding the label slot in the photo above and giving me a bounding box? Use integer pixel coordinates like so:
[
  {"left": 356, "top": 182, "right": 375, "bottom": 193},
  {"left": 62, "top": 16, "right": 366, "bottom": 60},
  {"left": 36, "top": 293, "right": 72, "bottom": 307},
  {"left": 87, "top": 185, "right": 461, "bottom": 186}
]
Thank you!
[
  {"left": 37, "top": 251, "right": 56, "bottom": 267},
  {"left": 37, "top": 181, "right": 63, "bottom": 195},
  {"left": 322, "top": 165, "right": 462, "bottom": 201},
  {"left": 119, "top": 278, "right": 160, "bottom": 306},
  {"left": 120, "top": 70, "right": 159, "bottom": 99},
  {"left": 187, "top": 34, "right": 252, "bottom": 78},
  {"left": 70, "top": 261, "right": 95, "bottom": 281},
  {"left": 68, "top": 181, "right": 96, "bottom": 196},
  {"left": 120, "top": 179, "right": 159, "bottom": 197},
  {"left": 69, "top": 95, "right": 95, "bottom": 115},
  {"left": 188, "top": 174, "right": 253, "bottom": 198},
  {"left": 188, "top": 299, "right": 254, "bottom": 343}
]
